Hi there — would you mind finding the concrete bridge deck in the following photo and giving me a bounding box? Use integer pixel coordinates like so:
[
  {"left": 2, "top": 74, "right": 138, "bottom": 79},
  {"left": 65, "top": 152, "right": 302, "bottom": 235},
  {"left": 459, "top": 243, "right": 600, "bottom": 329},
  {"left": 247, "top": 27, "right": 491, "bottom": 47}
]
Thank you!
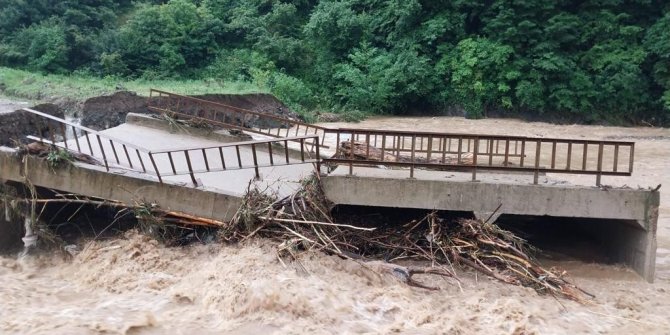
[{"left": 0, "top": 104, "right": 660, "bottom": 283}]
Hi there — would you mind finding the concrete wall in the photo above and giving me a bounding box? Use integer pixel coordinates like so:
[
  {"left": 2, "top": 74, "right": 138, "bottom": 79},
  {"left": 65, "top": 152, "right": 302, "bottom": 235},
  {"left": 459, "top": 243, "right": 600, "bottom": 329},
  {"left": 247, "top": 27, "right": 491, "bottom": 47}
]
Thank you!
[
  {"left": 322, "top": 171, "right": 660, "bottom": 282},
  {"left": 0, "top": 149, "right": 243, "bottom": 223}
]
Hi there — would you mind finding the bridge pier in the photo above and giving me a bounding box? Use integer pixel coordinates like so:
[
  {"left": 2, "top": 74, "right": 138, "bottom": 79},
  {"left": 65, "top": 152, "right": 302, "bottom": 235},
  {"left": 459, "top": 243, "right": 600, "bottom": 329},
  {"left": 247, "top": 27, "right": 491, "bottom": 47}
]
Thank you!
[{"left": 0, "top": 182, "right": 23, "bottom": 252}]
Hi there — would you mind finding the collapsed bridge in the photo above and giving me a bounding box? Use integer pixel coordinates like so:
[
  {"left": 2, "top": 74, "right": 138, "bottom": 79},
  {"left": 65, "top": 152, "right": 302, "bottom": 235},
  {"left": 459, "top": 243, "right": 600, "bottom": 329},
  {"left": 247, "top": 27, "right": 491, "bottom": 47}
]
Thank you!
[{"left": 0, "top": 89, "right": 659, "bottom": 282}]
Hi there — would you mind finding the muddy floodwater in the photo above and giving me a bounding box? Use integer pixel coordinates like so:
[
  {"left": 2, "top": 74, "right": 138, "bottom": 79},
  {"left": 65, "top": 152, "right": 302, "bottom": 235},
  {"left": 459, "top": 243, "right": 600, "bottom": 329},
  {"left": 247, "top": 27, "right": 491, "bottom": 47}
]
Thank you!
[{"left": 2, "top": 116, "right": 670, "bottom": 334}]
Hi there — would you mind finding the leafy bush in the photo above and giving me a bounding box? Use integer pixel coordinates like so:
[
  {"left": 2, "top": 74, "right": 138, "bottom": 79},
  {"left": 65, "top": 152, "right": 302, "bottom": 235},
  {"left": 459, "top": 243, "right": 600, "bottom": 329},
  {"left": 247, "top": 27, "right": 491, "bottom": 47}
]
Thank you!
[
  {"left": 9, "top": 18, "right": 70, "bottom": 73},
  {"left": 269, "top": 72, "right": 317, "bottom": 116}
]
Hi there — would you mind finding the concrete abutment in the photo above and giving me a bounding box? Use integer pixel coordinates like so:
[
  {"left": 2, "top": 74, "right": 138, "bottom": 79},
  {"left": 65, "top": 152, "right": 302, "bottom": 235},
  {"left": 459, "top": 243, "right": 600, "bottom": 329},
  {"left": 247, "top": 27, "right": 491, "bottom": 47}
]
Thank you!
[{"left": 321, "top": 167, "right": 660, "bottom": 282}]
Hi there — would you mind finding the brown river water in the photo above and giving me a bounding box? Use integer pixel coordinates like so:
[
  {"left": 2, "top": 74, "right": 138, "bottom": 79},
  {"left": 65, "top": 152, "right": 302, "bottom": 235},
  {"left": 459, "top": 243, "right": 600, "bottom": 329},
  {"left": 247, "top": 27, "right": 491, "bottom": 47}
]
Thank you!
[{"left": 1, "top": 116, "right": 669, "bottom": 334}]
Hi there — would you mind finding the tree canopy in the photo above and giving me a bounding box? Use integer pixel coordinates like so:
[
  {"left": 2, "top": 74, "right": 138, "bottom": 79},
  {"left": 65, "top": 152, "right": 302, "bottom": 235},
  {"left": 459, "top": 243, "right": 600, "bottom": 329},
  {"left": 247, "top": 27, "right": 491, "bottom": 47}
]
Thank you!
[{"left": 1, "top": 0, "right": 668, "bottom": 124}]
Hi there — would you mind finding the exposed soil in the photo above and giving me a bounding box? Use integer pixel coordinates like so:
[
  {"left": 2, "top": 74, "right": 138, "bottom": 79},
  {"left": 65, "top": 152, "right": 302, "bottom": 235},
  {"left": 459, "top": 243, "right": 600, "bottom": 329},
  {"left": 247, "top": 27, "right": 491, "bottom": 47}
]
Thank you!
[
  {"left": 80, "top": 91, "right": 300, "bottom": 130},
  {"left": 0, "top": 103, "right": 64, "bottom": 146},
  {"left": 0, "top": 90, "right": 300, "bottom": 146}
]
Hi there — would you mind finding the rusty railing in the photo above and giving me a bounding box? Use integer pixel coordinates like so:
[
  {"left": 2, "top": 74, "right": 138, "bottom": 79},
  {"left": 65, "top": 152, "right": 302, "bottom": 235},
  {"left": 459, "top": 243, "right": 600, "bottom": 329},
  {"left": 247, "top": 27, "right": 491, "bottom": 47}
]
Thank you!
[
  {"left": 22, "top": 108, "right": 153, "bottom": 174},
  {"left": 323, "top": 128, "right": 634, "bottom": 185},
  {"left": 19, "top": 108, "right": 320, "bottom": 186},
  {"left": 20, "top": 108, "right": 636, "bottom": 187},
  {"left": 147, "top": 135, "right": 320, "bottom": 185},
  {"left": 147, "top": 89, "right": 329, "bottom": 149}
]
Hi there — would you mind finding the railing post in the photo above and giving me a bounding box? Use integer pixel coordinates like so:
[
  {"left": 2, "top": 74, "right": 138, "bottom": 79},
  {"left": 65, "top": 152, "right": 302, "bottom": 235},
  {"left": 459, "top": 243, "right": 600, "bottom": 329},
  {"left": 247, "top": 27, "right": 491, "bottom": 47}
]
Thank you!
[
  {"left": 533, "top": 140, "right": 542, "bottom": 184},
  {"left": 629, "top": 143, "right": 635, "bottom": 174},
  {"left": 613, "top": 144, "right": 619, "bottom": 172},
  {"left": 219, "top": 147, "right": 226, "bottom": 169},
  {"left": 251, "top": 144, "right": 260, "bottom": 179},
  {"left": 167, "top": 152, "right": 177, "bottom": 174},
  {"left": 410, "top": 135, "right": 416, "bottom": 178},
  {"left": 96, "top": 135, "right": 109, "bottom": 171},
  {"left": 136, "top": 149, "right": 146, "bottom": 173},
  {"left": 236, "top": 145, "right": 243, "bottom": 168},
  {"left": 72, "top": 126, "right": 81, "bottom": 152},
  {"left": 199, "top": 148, "right": 209, "bottom": 172},
  {"left": 349, "top": 132, "right": 354, "bottom": 175},
  {"left": 427, "top": 135, "right": 433, "bottom": 161},
  {"left": 457, "top": 137, "right": 463, "bottom": 164},
  {"left": 183, "top": 150, "right": 198, "bottom": 186},
  {"left": 267, "top": 142, "right": 274, "bottom": 165},
  {"left": 596, "top": 141, "right": 604, "bottom": 186},
  {"left": 472, "top": 138, "right": 479, "bottom": 181},
  {"left": 488, "top": 139, "right": 494, "bottom": 166},
  {"left": 566, "top": 142, "right": 572, "bottom": 170},
  {"left": 550, "top": 140, "right": 557, "bottom": 169},
  {"left": 109, "top": 140, "right": 120, "bottom": 164},
  {"left": 284, "top": 140, "right": 290, "bottom": 164},
  {"left": 148, "top": 153, "right": 162, "bottom": 184},
  {"left": 300, "top": 138, "right": 305, "bottom": 162},
  {"left": 504, "top": 138, "right": 510, "bottom": 166},
  {"left": 441, "top": 136, "right": 447, "bottom": 163},
  {"left": 59, "top": 123, "right": 68, "bottom": 149},
  {"left": 315, "top": 137, "right": 321, "bottom": 175},
  {"left": 123, "top": 144, "right": 133, "bottom": 169}
]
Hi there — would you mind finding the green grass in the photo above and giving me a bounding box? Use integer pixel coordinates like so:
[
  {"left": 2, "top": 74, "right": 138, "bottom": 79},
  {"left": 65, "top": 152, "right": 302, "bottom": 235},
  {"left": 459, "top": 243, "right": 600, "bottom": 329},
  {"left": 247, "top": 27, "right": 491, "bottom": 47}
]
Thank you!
[{"left": 0, "top": 67, "right": 266, "bottom": 102}]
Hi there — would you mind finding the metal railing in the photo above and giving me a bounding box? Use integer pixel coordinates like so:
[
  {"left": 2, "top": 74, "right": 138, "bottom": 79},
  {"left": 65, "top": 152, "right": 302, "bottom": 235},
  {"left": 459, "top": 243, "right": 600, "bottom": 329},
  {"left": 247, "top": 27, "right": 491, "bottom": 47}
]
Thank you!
[
  {"left": 323, "top": 128, "right": 635, "bottom": 185},
  {"left": 19, "top": 108, "right": 320, "bottom": 186},
  {"left": 147, "top": 89, "right": 329, "bottom": 149},
  {"left": 147, "top": 135, "right": 320, "bottom": 185},
  {"left": 21, "top": 108, "right": 152, "bottom": 174},
  {"left": 19, "top": 108, "right": 636, "bottom": 187}
]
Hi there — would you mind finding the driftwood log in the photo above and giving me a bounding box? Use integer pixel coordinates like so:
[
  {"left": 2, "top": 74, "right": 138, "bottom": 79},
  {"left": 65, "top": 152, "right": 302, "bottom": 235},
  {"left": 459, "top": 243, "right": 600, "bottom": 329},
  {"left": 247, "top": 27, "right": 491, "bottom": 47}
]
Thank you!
[{"left": 337, "top": 141, "right": 474, "bottom": 165}]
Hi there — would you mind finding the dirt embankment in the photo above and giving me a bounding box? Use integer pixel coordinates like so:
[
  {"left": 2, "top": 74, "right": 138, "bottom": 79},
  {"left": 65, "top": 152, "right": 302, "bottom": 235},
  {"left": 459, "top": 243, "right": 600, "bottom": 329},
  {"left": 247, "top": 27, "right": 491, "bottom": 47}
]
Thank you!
[
  {"left": 80, "top": 91, "right": 300, "bottom": 130},
  {"left": 0, "top": 91, "right": 299, "bottom": 146},
  {"left": 0, "top": 103, "right": 64, "bottom": 146}
]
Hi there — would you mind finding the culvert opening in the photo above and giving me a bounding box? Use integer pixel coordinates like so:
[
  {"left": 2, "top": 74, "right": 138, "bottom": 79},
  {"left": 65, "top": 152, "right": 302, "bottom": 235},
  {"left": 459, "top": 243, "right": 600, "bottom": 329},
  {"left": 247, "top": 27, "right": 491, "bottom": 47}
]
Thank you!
[
  {"left": 330, "top": 206, "right": 643, "bottom": 269},
  {"left": 495, "top": 214, "right": 643, "bottom": 265},
  {"left": 331, "top": 205, "right": 475, "bottom": 228},
  {"left": 1, "top": 183, "right": 217, "bottom": 250}
]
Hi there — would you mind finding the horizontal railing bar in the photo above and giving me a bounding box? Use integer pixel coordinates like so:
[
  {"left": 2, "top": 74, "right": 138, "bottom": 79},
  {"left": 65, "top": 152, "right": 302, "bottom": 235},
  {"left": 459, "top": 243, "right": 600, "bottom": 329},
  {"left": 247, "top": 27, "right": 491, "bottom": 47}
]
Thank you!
[
  {"left": 326, "top": 128, "right": 635, "bottom": 146},
  {"left": 386, "top": 148, "right": 525, "bottom": 157},
  {"left": 149, "top": 89, "right": 328, "bottom": 131},
  {"left": 323, "top": 158, "right": 633, "bottom": 176},
  {"left": 152, "top": 159, "right": 320, "bottom": 177},
  {"left": 21, "top": 108, "right": 97, "bottom": 133},
  {"left": 149, "top": 135, "right": 320, "bottom": 154},
  {"left": 21, "top": 108, "right": 151, "bottom": 154},
  {"left": 26, "top": 135, "right": 138, "bottom": 170},
  {"left": 147, "top": 106, "right": 330, "bottom": 149}
]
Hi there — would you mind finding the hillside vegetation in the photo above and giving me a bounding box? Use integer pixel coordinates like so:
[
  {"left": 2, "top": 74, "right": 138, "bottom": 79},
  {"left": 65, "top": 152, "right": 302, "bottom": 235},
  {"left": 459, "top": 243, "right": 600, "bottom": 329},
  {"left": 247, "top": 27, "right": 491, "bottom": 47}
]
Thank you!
[{"left": 0, "top": 0, "right": 668, "bottom": 125}]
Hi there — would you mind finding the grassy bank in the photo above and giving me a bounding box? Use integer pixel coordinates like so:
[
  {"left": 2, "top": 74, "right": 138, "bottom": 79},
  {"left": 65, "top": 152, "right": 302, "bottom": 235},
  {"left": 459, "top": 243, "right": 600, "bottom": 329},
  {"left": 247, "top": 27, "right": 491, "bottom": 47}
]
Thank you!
[
  {"left": 0, "top": 67, "right": 265, "bottom": 102},
  {"left": 0, "top": 67, "right": 368, "bottom": 122}
]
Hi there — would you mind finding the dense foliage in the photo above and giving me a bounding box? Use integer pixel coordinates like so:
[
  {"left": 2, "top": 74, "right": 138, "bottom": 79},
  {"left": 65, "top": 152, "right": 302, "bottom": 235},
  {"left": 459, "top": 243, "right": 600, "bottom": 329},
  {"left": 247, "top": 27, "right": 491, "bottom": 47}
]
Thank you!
[{"left": 1, "top": 0, "right": 668, "bottom": 124}]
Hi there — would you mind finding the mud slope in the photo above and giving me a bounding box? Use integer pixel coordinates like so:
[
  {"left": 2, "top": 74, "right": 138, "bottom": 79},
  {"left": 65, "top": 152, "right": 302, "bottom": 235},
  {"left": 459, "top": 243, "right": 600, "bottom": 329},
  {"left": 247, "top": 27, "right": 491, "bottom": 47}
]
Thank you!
[{"left": 81, "top": 91, "right": 300, "bottom": 130}]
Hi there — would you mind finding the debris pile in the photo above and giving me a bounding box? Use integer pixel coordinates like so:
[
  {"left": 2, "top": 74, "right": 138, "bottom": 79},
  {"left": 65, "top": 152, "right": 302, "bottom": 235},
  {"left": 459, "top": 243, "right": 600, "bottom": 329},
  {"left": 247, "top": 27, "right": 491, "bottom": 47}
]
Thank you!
[{"left": 222, "top": 174, "right": 593, "bottom": 303}]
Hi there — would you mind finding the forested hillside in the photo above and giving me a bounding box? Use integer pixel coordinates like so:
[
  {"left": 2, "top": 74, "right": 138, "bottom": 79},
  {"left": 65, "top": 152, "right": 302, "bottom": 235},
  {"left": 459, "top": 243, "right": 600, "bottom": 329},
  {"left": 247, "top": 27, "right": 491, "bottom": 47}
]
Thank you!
[{"left": 1, "top": 0, "right": 668, "bottom": 125}]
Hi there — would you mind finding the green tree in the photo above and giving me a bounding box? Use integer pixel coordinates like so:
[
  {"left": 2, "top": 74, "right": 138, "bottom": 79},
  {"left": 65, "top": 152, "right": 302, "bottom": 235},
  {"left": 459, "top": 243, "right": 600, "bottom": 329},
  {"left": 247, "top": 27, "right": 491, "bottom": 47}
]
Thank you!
[{"left": 117, "top": 0, "right": 221, "bottom": 76}]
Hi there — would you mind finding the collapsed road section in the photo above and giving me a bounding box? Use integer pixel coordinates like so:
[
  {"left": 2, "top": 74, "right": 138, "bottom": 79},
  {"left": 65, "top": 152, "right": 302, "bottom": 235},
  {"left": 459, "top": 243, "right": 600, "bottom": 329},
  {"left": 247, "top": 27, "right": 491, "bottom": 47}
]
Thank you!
[{"left": 0, "top": 89, "right": 660, "bottom": 284}]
